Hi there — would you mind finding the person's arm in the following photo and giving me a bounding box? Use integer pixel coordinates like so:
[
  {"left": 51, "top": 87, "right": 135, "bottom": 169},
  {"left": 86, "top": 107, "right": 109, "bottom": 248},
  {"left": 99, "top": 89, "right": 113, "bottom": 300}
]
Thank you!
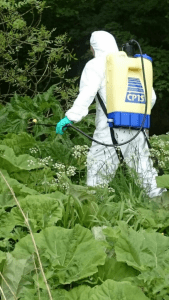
[{"left": 65, "top": 59, "right": 104, "bottom": 122}]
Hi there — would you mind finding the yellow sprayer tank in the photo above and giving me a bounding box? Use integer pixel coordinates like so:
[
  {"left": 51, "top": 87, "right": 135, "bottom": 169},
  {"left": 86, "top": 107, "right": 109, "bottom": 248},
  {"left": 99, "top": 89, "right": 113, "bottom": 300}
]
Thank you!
[{"left": 106, "top": 51, "right": 153, "bottom": 129}]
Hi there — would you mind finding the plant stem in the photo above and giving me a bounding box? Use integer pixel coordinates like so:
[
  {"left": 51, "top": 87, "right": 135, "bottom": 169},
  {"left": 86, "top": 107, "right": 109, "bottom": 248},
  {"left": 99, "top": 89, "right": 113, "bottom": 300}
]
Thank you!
[
  {"left": 0, "top": 286, "right": 7, "bottom": 300},
  {"left": 0, "top": 171, "right": 53, "bottom": 300},
  {"left": 0, "top": 272, "right": 17, "bottom": 300}
]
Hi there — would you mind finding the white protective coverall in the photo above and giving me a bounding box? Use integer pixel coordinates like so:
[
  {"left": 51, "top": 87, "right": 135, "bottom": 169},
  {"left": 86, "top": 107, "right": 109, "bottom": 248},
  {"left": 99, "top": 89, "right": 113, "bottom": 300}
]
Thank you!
[{"left": 66, "top": 30, "right": 166, "bottom": 198}]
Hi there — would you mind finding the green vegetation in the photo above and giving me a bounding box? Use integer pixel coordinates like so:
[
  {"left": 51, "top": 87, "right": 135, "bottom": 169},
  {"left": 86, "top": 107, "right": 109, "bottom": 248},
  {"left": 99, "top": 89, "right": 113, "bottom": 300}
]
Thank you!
[
  {"left": 0, "top": 0, "right": 77, "bottom": 104},
  {"left": 0, "top": 0, "right": 169, "bottom": 299},
  {"left": 0, "top": 86, "right": 169, "bottom": 299}
]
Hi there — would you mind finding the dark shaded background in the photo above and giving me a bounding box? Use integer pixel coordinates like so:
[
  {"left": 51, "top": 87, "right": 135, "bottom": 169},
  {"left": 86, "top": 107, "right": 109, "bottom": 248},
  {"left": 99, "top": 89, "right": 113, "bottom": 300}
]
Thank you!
[{"left": 4, "top": 0, "right": 169, "bottom": 135}]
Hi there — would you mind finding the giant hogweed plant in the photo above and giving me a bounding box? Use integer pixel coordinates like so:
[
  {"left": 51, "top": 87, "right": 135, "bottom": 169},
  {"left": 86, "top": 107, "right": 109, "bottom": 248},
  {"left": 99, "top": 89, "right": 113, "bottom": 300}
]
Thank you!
[
  {"left": 149, "top": 133, "right": 169, "bottom": 174},
  {"left": 149, "top": 133, "right": 169, "bottom": 189},
  {"left": 0, "top": 83, "right": 94, "bottom": 144},
  {"left": 1, "top": 171, "right": 169, "bottom": 300},
  {"left": 0, "top": 91, "right": 169, "bottom": 299},
  {"left": 0, "top": 159, "right": 169, "bottom": 299},
  {"left": 0, "top": 85, "right": 169, "bottom": 193}
]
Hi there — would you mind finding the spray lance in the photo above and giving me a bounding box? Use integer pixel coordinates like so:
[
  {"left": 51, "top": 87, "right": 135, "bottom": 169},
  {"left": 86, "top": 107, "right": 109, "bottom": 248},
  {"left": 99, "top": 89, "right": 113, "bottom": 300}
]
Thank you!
[{"left": 33, "top": 40, "right": 150, "bottom": 148}]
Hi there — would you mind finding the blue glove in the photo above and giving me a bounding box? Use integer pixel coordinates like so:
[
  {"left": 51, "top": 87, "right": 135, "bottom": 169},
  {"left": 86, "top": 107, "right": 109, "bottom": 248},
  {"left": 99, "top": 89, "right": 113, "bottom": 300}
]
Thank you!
[{"left": 56, "top": 116, "right": 73, "bottom": 135}]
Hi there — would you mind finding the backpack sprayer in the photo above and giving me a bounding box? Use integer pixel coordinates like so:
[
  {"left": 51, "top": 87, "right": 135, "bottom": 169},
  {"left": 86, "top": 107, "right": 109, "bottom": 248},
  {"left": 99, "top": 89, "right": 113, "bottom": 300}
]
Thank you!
[{"left": 33, "top": 40, "right": 152, "bottom": 148}]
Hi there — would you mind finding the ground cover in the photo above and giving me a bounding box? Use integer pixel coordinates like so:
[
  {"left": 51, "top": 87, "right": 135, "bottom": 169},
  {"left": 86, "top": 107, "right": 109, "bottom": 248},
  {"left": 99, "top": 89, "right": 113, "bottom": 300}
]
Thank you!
[{"left": 0, "top": 88, "right": 169, "bottom": 300}]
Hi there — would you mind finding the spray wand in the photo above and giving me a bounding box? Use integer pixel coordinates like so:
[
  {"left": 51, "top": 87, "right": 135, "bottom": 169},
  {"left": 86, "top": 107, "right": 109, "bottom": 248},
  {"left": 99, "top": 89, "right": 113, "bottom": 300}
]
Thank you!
[
  {"left": 32, "top": 119, "right": 56, "bottom": 127},
  {"left": 33, "top": 118, "right": 146, "bottom": 148}
]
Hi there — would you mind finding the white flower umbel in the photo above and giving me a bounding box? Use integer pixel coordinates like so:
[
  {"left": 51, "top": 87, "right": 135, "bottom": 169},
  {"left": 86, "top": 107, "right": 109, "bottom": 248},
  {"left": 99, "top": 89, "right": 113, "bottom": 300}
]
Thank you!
[
  {"left": 27, "top": 159, "right": 35, "bottom": 167},
  {"left": 38, "top": 156, "right": 53, "bottom": 167},
  {"left": 66, "top": 166, "right": 76, "bottom": 177},
  {"left": 29, "top": 147, "right": 39, "bottom": 154},
  {"left": 53, "top": 163, "right": 66, "bottom": 171},
  {"left": 149, "top": 133, "right": 169, "bottom": 173},
  {"left": 97, "top": 183, "right": 115, "bottom": 193},
  {"left": 53, "top": 162, "right": 76, "bottom": 191},
  {"left": 72, "top": 145, "right": 89, "bottom": 159}
]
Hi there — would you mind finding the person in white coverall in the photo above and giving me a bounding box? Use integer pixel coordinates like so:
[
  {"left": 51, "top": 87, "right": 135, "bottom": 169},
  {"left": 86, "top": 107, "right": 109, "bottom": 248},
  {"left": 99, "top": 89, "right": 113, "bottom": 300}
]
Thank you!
[{"left": 56, "top": 30, "right": 166, "bottom": 198}]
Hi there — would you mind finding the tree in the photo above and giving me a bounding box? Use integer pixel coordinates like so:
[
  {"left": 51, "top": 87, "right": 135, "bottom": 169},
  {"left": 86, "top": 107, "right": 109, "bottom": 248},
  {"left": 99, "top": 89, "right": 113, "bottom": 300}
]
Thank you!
[{"left": 0, "top": 0, "right": 77, "bottom": 103}]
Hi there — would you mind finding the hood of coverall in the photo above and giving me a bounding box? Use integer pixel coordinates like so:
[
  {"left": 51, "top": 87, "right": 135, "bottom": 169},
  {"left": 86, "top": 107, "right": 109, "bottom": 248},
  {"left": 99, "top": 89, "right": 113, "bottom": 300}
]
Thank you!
[{"left": 90, "top": 31, "right": 119, "bottom": 58}]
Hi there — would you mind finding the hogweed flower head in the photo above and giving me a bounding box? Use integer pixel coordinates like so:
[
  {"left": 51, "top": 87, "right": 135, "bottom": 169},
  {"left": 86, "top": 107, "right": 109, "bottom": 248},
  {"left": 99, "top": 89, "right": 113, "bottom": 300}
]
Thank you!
[{"left": 72, "top": 145, "right": 89, "bottom": 159}]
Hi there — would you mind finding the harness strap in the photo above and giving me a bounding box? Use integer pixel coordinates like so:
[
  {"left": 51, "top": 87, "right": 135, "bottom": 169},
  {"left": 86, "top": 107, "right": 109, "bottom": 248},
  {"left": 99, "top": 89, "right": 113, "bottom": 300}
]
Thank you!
[{"left": 96, "top": 93, "right": 125, "bottom": 163}]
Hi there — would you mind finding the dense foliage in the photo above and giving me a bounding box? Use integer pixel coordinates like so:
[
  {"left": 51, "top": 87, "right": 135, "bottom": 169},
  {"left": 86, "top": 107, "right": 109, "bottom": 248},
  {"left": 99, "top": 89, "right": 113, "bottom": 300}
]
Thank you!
[
  {"left": 0, "top": 87, "right": 169, "bottom": 300},
  {"left": 0, "top": 0, "right": 169, "bottom": 133},
  {"left": 0, "top": 0, "right": 77, "bottom": 104},
  {"left": 0, "top": 1, "right": 169, "bottom": 299}
]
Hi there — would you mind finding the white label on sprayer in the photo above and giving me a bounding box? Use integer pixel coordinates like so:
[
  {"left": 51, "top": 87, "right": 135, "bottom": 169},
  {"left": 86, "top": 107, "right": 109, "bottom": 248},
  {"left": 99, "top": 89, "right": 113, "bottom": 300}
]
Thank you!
[{"left": 125, "top": 77, "right": 146, "bottom": 104}]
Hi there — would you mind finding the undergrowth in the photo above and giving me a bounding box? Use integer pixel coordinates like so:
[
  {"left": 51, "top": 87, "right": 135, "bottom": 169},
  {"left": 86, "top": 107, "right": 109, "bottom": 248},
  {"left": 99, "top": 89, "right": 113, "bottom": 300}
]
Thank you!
[{"left": 0, "top": 88, "right": 169, "bottom": 300}]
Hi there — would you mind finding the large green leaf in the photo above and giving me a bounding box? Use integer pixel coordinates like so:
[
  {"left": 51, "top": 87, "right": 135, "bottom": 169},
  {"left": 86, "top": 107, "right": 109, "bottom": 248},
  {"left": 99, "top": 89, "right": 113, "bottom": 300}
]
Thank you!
[
  {"left": 137, "top": 266, "right": 169, "bottom": 296},
  {"left": 67, "top": 285, "right": 91, "bottom": 300},
  {"left": 0, "top": 193, "right": 16, "bottom": 210},
  {"left": 0, "top": 251, "right": 6, "bottom": 264},
  {"left": 12, "top": 167, "right": 56, "bottom": 193},
  {"left": 0, "top": 132, "right": 36, "bottom": 155},
  {"left": 156, "top": 175, "right": 169, "bottom": 189},
  {"left": 19, "top": 286, "right": 91, "bottom": 300},
  {"left": 11, "top": 194, "right": 63, "bottom": 232},
  {"left": 1, "top": 253, "right": 34, "bottom": 300},
  {"left": 0, "top": 169, "right": 39, "bottom": 208},
  {"left": 104, "top": 222, "right": 169, "bottom": 272},
  {"left": 13, "top": 224, "right": 106, "bottom": 285},
  {"left": 18, "top": 281, "right": 149, "bottom": 300},
  {"left": 68, "top": 183, "right": 96, "bottom": 202},
  {"left": 0, "top": 145, "right": 41, "bottom": 173},
  {"left": 89, "top": 279, "right": 149, "bottom": 300},
  {"left": 0, "top": 209, "right": 16, "bottom": 238},
  {"left": 136, "top": 206, "right": 169, "bottom": 230},
  {"left": 0, "top": 87, "right": 64, "bottom": 137},
  {"left": 94, "top": 257, "right": 139, "bottom": 283}
]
